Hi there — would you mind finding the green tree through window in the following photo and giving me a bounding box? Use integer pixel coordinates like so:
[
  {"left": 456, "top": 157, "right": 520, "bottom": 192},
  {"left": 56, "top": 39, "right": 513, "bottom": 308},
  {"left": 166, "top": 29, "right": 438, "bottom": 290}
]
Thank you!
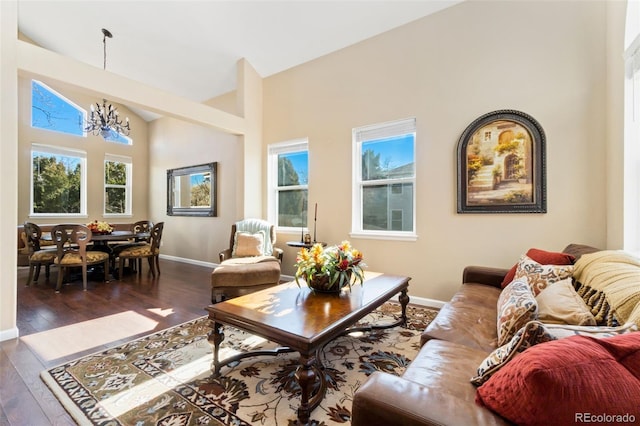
[
  {"left": 105, "top": 160, "right": 128, "bottom": 214},
  {"left": 32, "top": 153, "right": 82, "bottom": 214}
]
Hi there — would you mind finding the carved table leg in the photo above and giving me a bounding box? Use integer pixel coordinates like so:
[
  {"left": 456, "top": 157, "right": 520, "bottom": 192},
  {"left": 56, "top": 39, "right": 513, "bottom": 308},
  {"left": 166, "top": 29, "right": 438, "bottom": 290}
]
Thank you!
[
  {"left": 207, "top": 320, "right": 224, "bottom": 377},
  {"left": 295, "top": 353, "right": 317, "bottom": 425},
  {"left": 398, "top": 288, "right": 410, "bottom": 326}
]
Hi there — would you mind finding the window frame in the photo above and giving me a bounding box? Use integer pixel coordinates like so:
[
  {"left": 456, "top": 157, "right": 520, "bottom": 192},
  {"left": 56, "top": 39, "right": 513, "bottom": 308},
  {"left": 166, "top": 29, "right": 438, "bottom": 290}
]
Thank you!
[
  {"left": 267, "top": 138, "right": 309, "bottom": 233},
  {"left": 104, "top": 154, "right": 132, "bottom": 217},
  {"left": 351, "top": 117, "right": 417, "bottom": 241},
  {"left": 30, "top": 143, "right": 87, "bottom": 218}
]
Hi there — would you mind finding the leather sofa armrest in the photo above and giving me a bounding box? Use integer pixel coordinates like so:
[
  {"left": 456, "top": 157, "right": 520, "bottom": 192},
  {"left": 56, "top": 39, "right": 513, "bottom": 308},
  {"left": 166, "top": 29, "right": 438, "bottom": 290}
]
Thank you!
[
  {"left": 352, "top": 372, "right": 508, "bottom": 426},
  {"left": 219, "top": 248, "right": 232, "bottom": 262},
  {"left": 462, "top": 266, "right": 509, "bottom": 289}
]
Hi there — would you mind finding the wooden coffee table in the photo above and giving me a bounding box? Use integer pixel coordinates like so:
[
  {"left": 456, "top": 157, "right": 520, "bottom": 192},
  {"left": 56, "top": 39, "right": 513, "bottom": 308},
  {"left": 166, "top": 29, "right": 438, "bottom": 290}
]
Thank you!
[{"left": 205, "top": 272, "right": 410, "bottom": 425}]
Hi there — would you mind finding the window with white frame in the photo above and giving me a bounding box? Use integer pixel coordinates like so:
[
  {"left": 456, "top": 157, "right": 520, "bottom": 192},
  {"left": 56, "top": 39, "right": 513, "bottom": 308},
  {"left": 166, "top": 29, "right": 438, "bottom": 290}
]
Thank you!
[
  {"left": 352, "top": 118, "right": 416, "bottom": 239},
  {"left": 104, "top": 154, "right": 132, "bottom": 215},
  {"left": 624, "top": 1, "right": 640, "bottom": 253},
  {"left": 31, "top": 144, "right": 87, "bottom": 216},
  {"left": 268, "top": 139, "right": 309, "bottom": 230},
  {"left": 31, "top": 80, "right": 86, "bottom": 137}
]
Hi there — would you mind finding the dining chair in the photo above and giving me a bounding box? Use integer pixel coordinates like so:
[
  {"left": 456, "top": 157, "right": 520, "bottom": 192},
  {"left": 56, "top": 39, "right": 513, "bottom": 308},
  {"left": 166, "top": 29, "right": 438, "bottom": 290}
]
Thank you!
[
  {"left": 24, "top": 222, "right": 57, "bottom": 287},
  {"left": 111, "top": 220, "right": 154, "bottom": 272},
  {"left": 51, "top": 224, "right": 110, "bottom": 292},
  {"left": 117, "top": 222, "right": 164, "bottom": 279}
]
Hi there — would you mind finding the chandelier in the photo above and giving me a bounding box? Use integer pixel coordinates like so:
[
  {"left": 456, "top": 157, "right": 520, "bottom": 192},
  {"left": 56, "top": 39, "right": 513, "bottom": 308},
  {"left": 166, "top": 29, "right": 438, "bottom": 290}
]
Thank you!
[{"left": 85, "top": 28, "right": 131, "bottom": 139}]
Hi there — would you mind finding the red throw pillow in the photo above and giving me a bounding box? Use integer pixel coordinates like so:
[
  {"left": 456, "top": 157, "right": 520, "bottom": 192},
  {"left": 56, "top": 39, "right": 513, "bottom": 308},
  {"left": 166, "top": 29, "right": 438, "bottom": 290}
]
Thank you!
[
  {"left": 476, "top": 333, "right": 640, "bottom": 426},
  {"left": 501, "top": 248, "right": 575, "bottom": 288}
]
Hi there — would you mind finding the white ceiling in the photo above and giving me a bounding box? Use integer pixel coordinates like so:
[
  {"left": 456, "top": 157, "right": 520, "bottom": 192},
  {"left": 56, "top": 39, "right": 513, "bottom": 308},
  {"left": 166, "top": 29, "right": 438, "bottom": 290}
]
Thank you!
[{"left": 18, "top": 0, "right": 462, "bottom": 119}]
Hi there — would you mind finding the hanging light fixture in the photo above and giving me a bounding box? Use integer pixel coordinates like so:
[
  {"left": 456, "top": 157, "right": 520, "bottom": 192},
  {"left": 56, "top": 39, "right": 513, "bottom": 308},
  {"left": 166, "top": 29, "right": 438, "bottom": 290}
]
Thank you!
[{"left": 85, "top": 28, "right": 131, "bottom": 139}]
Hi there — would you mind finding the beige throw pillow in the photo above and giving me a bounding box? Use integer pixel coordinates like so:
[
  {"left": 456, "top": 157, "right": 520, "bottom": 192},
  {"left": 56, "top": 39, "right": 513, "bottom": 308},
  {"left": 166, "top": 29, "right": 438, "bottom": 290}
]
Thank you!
[
  {"left": 536, "top": 278, "right": 597, "bottom": 326},
  {"left": 232, "top": 231, "right": 265, "bottom": 257}
]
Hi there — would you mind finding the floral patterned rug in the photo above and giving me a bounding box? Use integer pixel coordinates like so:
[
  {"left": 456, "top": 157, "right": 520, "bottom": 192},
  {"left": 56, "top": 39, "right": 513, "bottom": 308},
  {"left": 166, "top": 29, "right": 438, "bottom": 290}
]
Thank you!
[{"left": 41, "top": 303, "right": 437, "bottom": 426}]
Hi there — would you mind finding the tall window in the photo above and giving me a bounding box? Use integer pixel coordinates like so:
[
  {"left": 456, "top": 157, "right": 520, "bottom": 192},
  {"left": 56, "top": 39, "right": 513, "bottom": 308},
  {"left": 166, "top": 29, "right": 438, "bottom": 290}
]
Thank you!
[
  {"left": 104, "top": 154, "right": 132, "bottom": 215},
  {"left": 352, "top": 118, "right": 416, "bottom": 240},
  {"left": 624, "top": 1, "right": 640, "bottom": 252},
  {"left": 268, "top": 139, "right": 309, "bottom": 230},
  {"left": 31, "top": 80, "right": 86, "bottom": 137},
  {"left": 31, "top": 144, "right": 86, "bottom": 216}
]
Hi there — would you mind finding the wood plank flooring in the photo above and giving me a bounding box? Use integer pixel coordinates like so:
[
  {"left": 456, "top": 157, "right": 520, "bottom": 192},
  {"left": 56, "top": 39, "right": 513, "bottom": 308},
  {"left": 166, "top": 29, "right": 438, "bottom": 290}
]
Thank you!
[{"left": 1, "top": 259, "right": 214, "bottom": 426}]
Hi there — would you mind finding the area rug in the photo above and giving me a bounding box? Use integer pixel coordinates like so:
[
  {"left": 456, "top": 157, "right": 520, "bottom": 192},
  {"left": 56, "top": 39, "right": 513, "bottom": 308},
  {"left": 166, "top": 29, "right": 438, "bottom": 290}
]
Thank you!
[{"left": 41, "top": 303, "right": 437, "bottom": 426}]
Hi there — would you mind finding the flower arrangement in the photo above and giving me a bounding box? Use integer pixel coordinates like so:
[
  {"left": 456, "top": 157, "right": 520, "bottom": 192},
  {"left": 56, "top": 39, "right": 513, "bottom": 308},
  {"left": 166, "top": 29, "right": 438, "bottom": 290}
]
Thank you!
[
  {"left": 295, "top": 241, "right": 365, "bottom": 292},
  {"left": 87, "top": 220, "right": 114, "bottom": 234}
]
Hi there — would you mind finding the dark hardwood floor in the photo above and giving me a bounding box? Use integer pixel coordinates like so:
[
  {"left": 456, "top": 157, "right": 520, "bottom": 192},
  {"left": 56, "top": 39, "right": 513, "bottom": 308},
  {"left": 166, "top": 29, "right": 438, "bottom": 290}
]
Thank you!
[{"left": 1, "top": 259, "right": 214, "bottom": 426}]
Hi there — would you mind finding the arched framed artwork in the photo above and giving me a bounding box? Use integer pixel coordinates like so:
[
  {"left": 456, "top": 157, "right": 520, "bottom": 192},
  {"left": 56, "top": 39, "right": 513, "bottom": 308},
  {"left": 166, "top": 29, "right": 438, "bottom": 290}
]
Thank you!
[{"left": 457, "top": 110, "right": 546, "bottom": 213}]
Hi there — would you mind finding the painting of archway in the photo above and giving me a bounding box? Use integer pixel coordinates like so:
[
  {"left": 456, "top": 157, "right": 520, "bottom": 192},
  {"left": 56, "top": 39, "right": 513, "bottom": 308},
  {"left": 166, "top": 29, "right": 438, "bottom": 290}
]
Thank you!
[{"left": 457, "top": 110, "right": 546, "bottom": 213}]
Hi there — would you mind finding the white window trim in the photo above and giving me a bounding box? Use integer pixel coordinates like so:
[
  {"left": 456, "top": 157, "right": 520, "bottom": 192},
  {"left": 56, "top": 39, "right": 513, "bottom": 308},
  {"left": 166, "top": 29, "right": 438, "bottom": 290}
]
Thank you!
[
  {"left": 267, "top": 138, "right": 309, "bottom": 233},
  {"left": 104, "top": 154, "right": 132, "bottom": 217},
  {"left": 30, "top": 143, "right": 87, "bottom": 218},
  {"left": 351, "top": 117, "right": 418, "bottom": 241}
]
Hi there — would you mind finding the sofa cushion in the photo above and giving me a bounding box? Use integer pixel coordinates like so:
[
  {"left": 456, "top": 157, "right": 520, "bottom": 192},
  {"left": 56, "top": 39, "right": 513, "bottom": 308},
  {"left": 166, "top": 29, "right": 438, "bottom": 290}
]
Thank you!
[
  {"left": 513, "top": 254, "right": 574, "bottom": 296},
  {"left": 421, "top": 283, "right": 500, "bottom": 352},
  {"left": 535, "top": 278, "right": 596, "bottom": 326},
  {"left": 403, "top": 339, "right": 489, "bottom": 405},
  {"left": 476, "top": 333, "right": 640, "bottom": 426},
  {"left": 501, "top": 248, "right": 575, "bottom": 288},
  {"left": 497, "top": 279, "right": 537, "bottom": 346}
]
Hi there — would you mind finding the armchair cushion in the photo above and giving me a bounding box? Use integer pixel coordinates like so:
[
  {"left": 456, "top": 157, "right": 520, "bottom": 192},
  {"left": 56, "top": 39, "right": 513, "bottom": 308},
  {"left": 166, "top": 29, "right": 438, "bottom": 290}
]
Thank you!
[
  {"left": 235, "top": 219, "right": 274, "bottom": 256},
  {"left": 232, "top": 231, "right": 265, "bottom": 257}
]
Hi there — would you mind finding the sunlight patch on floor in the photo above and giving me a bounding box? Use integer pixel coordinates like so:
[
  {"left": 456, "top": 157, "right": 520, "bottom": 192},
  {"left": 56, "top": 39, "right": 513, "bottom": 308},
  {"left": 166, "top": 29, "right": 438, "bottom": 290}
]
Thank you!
[
  {"left": 99, "top": 346, "right": 258, "bottom": 417},
  {"left": 146, "top": 307, "right": 174, "bottom": 317},
  {"left": 21, "top": 311, "right": 158, "bottom": 362}
]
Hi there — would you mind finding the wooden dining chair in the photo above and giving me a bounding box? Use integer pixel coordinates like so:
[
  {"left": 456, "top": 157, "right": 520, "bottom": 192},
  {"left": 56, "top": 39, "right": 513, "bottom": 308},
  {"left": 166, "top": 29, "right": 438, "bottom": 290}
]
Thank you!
[
  {"left": 111, "top": 220, "right": 154, "bottom": 272},
  {"left": 51, "top": 224, "right": 110, "bottom": 292},
  {"left": 117, "top": 222, "right": 164, "bottom": 279},
  {"left": 24, "top": 222, "right": 56, "bottom": 287}
]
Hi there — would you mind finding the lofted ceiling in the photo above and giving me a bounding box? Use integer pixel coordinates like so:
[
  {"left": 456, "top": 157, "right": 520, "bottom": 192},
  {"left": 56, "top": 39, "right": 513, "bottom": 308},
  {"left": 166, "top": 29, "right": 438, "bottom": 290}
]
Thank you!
[{"left": 17, "top": 0, "right": 462, "bottom": 120}]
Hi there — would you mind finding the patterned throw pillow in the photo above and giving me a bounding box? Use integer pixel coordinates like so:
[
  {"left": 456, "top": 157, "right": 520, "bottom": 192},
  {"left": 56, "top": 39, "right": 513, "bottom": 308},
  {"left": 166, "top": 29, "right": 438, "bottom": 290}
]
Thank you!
[
  {"left": 500, "top": 248, "right": 575, "bottom": 288},
  {"left": 497, "top": 279, "right": 538, "bottom": 346},
  {"left": 232, "top": 231, "right": 265, "bottom": 257},
  {"left": 514, "top": 254, "right": 574, "bottom": 296},
  {"left": 472, "top": 321, "right": 554, "bottom": 386}
]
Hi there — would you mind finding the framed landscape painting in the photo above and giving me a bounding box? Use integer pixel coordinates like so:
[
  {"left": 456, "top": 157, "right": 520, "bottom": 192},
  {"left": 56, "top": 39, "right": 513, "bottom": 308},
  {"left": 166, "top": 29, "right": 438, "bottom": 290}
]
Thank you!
[{"left": 457, "top": 110, "right": 546, "bottom": 213}]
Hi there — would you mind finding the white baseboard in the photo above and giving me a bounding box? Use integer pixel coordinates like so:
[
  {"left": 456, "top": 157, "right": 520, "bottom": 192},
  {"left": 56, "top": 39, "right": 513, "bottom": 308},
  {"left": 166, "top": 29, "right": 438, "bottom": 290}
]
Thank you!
[
  {"left": 0, "top": 327, "right": 19, "bottom": 342},
  {"left": 159, "top": 254, "right": 216, "bottom": 269}
]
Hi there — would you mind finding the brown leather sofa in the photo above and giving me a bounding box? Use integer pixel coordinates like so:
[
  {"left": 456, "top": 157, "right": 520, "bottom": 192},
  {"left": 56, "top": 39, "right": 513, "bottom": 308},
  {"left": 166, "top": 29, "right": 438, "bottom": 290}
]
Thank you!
[{"left": 352, "top": 244, "right": 599, "bottom": 426}]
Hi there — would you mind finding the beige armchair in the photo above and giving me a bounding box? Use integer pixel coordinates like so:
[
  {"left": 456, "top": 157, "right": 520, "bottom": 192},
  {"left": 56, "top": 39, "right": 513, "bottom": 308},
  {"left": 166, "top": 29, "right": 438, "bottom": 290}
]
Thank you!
[{"left": 211, "top": 219, "right": 283, "bottom": 303}]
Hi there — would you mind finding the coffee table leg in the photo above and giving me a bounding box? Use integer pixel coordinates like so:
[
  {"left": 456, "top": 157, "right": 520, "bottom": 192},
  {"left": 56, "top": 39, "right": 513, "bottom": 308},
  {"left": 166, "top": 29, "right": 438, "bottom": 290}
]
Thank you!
[
  {"left": 207, "top": 321, "right": 224, "bottom": 376},
  {"left": 399, "top": 288, "right": 410, "bottom": 326},
  {"left": 295, "top": 353, "right": 316, "bottom": 424}
]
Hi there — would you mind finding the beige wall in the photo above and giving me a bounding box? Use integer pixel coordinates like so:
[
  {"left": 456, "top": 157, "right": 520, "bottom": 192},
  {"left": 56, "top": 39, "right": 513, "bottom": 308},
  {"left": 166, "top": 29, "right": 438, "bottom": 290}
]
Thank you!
[
  {"left": 148, "top": 117, "right": 241, "bottom": 264},
  {"left": 17, "top": 76, "right": 150, "bottom": 225},
  {"left": 1, "top": 0, "right": 627, "bottom": 337},
  {"left": 263, "top": 0, "right": 615, "bottom": 301}
]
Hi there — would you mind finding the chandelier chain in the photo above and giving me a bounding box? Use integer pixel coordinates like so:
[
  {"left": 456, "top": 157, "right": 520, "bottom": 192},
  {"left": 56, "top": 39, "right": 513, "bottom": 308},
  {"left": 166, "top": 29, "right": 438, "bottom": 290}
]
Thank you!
[{"left": 84, "top": 28, "right": 130, "bottom": 139}]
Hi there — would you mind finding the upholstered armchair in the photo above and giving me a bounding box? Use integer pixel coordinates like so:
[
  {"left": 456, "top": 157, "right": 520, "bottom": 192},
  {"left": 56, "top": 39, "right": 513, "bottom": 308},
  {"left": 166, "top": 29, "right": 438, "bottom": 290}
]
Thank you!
[
  {"left": 218, "top": 218, "right": 284, "bottom": 262},
  {"left": 211, "top": 219, "right": 283, "bottom": 303}
]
